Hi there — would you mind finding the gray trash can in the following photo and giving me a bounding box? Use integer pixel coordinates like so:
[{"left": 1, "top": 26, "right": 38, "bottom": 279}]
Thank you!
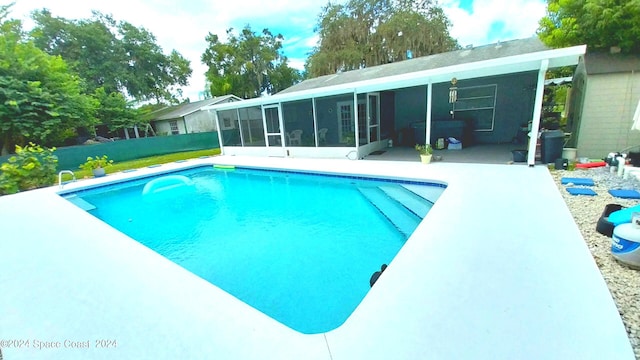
[{"left": 540, "top": 130, "right": 564, "bottom": 164}]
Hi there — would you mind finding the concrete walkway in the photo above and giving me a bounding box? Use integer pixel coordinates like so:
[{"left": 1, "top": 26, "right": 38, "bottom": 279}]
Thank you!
[{"left": 0, "top": 157, "right": 634, "bottom": 359}]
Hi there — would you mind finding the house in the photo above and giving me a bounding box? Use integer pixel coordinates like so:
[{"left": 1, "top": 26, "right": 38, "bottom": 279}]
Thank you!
[
  {"left": 204, "top": 38, "right": 585, "bottom": 165},
  {"left": 151, "top": 95, "right": 242, "bottom": 136},
  {"left": 566, "top": 52, "right": 640, "bottom": 158}
]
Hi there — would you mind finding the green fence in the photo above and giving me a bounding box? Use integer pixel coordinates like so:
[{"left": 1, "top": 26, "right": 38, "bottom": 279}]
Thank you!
[{"left": 0, "top": 132, "right": 220, "bottom": 171}]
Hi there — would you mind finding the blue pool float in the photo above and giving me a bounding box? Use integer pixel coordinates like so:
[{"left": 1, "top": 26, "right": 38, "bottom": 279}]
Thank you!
[{"left": 609, "top": 204, "right": 640, "bottom": 226}]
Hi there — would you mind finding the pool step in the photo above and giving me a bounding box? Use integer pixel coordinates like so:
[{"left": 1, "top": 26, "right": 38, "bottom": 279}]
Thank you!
[
  {"left": 63, "top": 194, "right": 96, "bottom": 211},
  {"left": 357, "top": 186, "right": 422, "bottom": 238},
  {"left": 400, "top": 184, "right": 445, "bottom": 204},
  {"left": 378, "top": 185, "right": 434, "bottom": 218}
]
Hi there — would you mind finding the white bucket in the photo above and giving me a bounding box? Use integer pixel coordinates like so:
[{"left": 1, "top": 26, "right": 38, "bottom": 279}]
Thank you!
[
  {"left": 562, "top": 148, "right": 577, "bottom": 161},
  {"left": 612, "top": 221, "right": 640, "bottom": 269}
]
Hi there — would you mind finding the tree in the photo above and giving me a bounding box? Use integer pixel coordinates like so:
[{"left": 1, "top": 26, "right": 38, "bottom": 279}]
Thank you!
[
  {"left": 30, "top": 9, "right": 192, "bottom": 103},
  {"left": 306, "top": 0, "right": 458, "bottom": 77},
  {"left": 201, "top": 26, "right": 301, "bottom": 99},
  {"left": 30, "top": 10, "right": 124, "bottom": 95},
  {"left": 118, "top": 21, "right": 191, "bottom": 103},
  {"left": 268, "top": 60, "right": 303, "bottom": 94},
  {"left": 163, "top": 50, "right": 192, "bottom": 101},
  {"left": 537, "top": 0, "right": 640, "bottom": 53},
  {"left": 0, "top": 6, "right": 98, "bottom": 154},
  {"left": 92, "top": 87, "right": 139, "bottom": 134}
]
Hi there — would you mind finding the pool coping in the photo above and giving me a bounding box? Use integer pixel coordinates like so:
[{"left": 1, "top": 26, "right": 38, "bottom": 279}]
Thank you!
[{"left": 0, "top": 156, "right": 634, "bottom": 359}]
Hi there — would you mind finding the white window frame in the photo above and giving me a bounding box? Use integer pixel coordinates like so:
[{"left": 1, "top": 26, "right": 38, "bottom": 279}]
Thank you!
[{"left": 169, "top": 120, "right": 180, "bottom": 135}]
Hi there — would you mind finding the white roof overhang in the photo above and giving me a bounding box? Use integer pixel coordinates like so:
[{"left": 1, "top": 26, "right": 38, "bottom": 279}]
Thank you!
[
  {"left": 544, "top": 76, "right": 573, "bottom": 85},
  {"left": 204, "top": 44, "right": 586, "bottom": 112}
]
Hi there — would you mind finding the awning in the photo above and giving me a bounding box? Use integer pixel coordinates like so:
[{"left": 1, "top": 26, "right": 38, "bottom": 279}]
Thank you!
[{"left": 544, "top": 76, "right": 573, "bottom": 86}]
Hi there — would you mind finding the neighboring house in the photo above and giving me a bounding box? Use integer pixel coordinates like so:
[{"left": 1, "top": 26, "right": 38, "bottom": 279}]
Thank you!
[
  {"left": 204, "top": 38, "right": 585, "bottom": 165},
  {"left": 151, "top": 95, "right": 242, "bottom": 136},
  {"left": 566, "top": 52, "right": 640, "bottom": 158}
]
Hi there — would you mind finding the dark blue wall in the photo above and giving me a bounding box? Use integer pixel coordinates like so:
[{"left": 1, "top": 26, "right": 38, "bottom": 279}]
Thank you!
[
  {"left": 393, "top": 71, "right": 538, "bottom": 145},
  {"left": 380, "top": 91, "right": 395, "bottom": 139}
]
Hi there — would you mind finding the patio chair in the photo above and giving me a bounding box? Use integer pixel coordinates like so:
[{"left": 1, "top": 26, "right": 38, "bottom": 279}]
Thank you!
[
  {"left": 318, "top": 128, "right": 328, "bottom": 144},
  {"left": 288, "top": 130, "right": 303, "bottom": 145}
]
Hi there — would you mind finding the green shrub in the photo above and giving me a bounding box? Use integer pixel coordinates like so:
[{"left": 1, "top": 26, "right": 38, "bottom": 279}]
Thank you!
[
  {"left": 0, "top": 143, "right": 58, "bottom": 195},
  {"left": 79, "top": 155, "right": 114, "bottom": 171}
]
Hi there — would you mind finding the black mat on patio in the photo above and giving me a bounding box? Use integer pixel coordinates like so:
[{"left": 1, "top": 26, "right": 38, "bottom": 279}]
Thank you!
[{"left": 370, "top": 150, "right": 386, "bottom": 155}]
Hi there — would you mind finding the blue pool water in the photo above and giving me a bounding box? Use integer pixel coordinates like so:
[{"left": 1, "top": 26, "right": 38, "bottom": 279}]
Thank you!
[{"left": 66, "top": 166, "right": 444, "bottom": 334}]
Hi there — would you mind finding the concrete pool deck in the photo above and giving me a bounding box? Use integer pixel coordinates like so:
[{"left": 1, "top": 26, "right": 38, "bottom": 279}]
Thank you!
[{"left": 0, "top": 156, "right": 634, "bottom": 359}]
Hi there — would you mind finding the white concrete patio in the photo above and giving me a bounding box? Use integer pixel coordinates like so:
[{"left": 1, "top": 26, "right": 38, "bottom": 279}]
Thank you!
[{"left": 0, "top": 156, "right": 634, "bottom": 359}]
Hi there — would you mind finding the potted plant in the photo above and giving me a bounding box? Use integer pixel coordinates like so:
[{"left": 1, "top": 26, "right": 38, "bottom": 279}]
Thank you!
[
  {"left": 342, "top": 131, "right": 356, "bottom": 146},
  {"left": 415, "top": 144, "right": 433, "bottom": 164},
  {"left": 79, "top": 155, "right": 114, "bottom": 177}
]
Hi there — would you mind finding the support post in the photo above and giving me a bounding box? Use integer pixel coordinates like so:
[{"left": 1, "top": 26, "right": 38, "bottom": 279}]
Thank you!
[
  {"left": 528, "top": 59, "right": 549, "bottom": 166},
  {"left": 353, "top": 91, "right": 359, "bottom": 155},
  {"left": 312, "top": 97, "right": 319, "bottom": 147},
  {"left": 212, "top": 110, "right": 225, "bottom": 155},
  {"left": 426, "top": 82, "right": 433, "bottom": 145}
]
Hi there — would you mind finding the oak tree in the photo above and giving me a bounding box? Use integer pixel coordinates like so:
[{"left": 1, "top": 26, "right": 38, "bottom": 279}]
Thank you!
[{"left": 306, "top": 0, "right": 458, "bottom": 77}]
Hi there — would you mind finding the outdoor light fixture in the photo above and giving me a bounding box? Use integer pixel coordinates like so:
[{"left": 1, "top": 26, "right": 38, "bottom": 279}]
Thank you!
[
  {"left": 449, "top": 77, "right": 458, "bottom": 103},
  {"left": 449, "top": 77, "right": 458, "bottom": 119}
]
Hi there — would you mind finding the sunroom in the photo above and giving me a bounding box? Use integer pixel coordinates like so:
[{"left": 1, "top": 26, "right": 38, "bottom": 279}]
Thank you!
[{"left": 204, "top": 38, "right": 586, "bottom": 165}]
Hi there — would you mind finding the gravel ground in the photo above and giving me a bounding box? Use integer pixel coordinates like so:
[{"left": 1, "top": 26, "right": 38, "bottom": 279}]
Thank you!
[{"left": 551, "top": 166, "right": 640, "bottom": 358}]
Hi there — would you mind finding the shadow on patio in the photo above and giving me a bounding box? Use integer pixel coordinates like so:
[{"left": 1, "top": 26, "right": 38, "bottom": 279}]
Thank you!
[{"left": 362, "top": 143, "right": 531, "bottom": 164}]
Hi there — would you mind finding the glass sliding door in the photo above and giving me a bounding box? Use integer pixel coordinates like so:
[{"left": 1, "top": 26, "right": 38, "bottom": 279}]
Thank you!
[{"left": 336, "top": 101, "right": 357, "bottom": 146}]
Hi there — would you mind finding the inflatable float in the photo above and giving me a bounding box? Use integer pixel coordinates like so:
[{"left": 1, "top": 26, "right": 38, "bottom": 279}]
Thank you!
[
  {"left": 609, "top": 204, "right": 640, "bottom": 226},
  {"left": 142, "top": 175, "right": 193, "bottom": 195}
]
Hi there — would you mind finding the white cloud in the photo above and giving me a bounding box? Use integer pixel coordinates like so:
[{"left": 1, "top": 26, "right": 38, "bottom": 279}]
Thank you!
[
  {"left": 9, "top": 0, "right": 546, "bottom": 100},
  {"left": 282, "top": 34, "right": 318, "bottom": 71},
  {"left": 441, "top": 0, "right": 546, "bottom": 47},
  {"left": 10, "top": 0, "right": 324, "bottom": 100},
  {"left": 288, "top": 59, "right": 306, "bottom": 72}
]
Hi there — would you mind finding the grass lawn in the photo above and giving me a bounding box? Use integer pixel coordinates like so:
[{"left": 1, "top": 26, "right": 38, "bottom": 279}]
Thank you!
[{"left": 61, "top": 148, "right": 221, "bottom": 182}]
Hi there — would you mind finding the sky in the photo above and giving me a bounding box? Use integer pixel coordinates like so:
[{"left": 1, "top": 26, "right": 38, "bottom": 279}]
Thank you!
[{"left": 10, "top": 0, "right": 547, "bottom": 101}]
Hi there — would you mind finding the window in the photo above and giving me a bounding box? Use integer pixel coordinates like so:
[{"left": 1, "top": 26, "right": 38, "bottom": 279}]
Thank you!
[
  {"left": 169, "top": 120, "right": 179, "bottom": 135},
  {"left": 453, "top": 84, "right": 497, "bottom": 132},
  {"left": 222, "top": 117, "right": 232, "bottom": 129},
  {"left": 336, "top": 101, "right": 355, "bottom": 144}
]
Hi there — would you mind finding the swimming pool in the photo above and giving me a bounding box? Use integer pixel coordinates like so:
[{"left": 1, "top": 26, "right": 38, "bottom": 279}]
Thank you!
[{"left": 63, "top": 165, "right": 444, "bottom": 334}]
